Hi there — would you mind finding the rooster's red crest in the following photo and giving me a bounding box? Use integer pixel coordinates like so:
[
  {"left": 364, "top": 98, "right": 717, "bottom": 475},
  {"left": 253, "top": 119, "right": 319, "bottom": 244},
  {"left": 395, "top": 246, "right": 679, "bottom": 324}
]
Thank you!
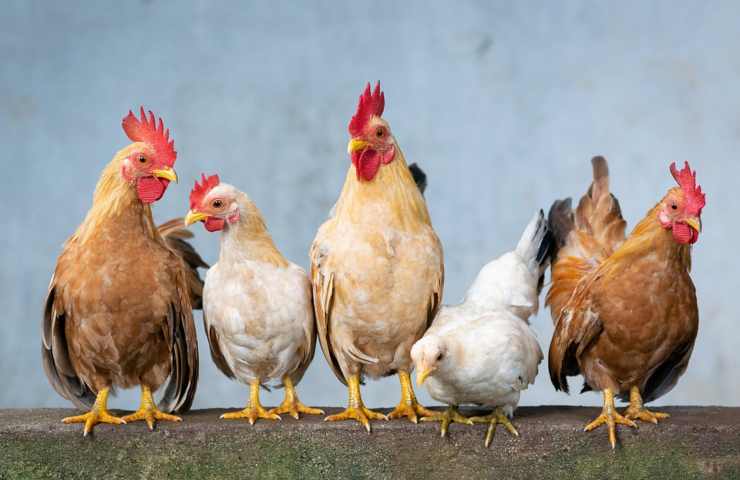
[
  {"left": 190, "top": 174, "right": 220, "bottom": 209},
  {"left": 670, "top": 161, "right": 705, "bottom": 216},
  {"left": 122, "top": 107, "right": 177, "bottom": 167},
  {"left": 348, "top": 82, "right": 385, "bottom": 137}
]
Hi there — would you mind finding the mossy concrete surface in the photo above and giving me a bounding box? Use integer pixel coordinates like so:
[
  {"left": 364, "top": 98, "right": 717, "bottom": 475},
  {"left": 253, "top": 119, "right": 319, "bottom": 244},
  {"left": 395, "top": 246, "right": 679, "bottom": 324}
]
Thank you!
[{"left": 0, "top": 406, "right": 738, "bottom": 479}]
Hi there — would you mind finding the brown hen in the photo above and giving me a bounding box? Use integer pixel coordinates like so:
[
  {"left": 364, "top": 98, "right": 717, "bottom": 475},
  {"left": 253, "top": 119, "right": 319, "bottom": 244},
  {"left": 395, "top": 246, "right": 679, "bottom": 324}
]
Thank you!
[{"left": 547, "top": 156, "right": 705, "bottom": 448}]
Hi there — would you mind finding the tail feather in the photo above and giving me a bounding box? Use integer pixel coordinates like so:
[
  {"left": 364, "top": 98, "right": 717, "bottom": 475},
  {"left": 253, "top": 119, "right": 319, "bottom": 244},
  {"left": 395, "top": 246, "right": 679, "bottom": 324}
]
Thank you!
[
  {"left": 408, "top": 163, "right": 427, "bottom": 195},
  {"left": 159, "top": 218, "right": 208, "bottom": 309},
  {"left": 546, "top": 156, "right": 626, "bottom": 324},
  {"left": 515, "top": 210, "right": 554, "bottom": 293}
]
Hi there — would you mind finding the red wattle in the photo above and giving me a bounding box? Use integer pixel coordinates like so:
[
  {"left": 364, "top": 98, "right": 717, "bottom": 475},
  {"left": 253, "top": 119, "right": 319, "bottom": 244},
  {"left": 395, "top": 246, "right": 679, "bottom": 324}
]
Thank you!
[
  {"left": 204, "top": 217, "right": 226, "bottom": 232},
  {"left": 137, "top": 177, "right": 169, "bottom": 204},
  {"left": 353, "top": 149, "right": 381, "bottom": 181},
  {"left": 672, "top": 222, "right": 698, "bottom": 244}
]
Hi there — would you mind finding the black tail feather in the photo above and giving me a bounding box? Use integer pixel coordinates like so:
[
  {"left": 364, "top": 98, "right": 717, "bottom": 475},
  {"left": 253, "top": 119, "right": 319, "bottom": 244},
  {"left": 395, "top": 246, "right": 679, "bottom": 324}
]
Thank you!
[
  {"left": 547, "top": 198, "right": 574, "bottom": 265},
  {"left": 408, "top": 163, "right": 427, "bottom": 195}
]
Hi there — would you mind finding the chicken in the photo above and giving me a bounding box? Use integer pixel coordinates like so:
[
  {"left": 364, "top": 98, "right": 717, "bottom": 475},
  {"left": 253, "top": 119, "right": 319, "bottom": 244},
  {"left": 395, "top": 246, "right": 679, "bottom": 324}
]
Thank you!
[
  {"left": 42, "top": 108, "right": 205, "bottom": 435},
  {"left": 310, "top": 82, "right": 444, "bottom": 431},
  {"left": 547, "top": 156, "right": 705, "bottom": 449},
  {"left": 412, "top": 211, "right": 549, "bottom": 447},
  {"left": 184, "top": 174, "right": 322, "bottom": 424}
]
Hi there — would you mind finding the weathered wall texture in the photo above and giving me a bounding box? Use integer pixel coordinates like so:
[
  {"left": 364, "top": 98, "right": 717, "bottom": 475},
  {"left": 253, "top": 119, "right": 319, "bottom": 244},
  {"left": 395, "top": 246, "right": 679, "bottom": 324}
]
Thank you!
[{"left": 1, "top": 1, "right": 739, "bottom": 411}]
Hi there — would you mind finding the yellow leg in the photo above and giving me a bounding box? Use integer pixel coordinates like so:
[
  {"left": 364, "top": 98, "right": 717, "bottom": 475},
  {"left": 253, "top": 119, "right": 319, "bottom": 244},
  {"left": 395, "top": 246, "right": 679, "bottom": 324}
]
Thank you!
[
  {"left": 221, "top": 379, "right": 281, "bottom": 424},
  {"left": 268, "top": 376, "right": 325, "bottom": 419},
  {"left": 469, "top": 407, "right": 519, "bottom": 448},
  {"left": 387, "top": 370, "right": 435, "bottom": 423},
  {"left": 420, "top": 405, "right": 473, "bottom": 438},
  {"left": 122, "top": 385, "right": 182, "bottom": 431},
  {"left": 62, "top": 387, "right": 125, "bottom": 436},
  {"left": 324, "top": 374, "right": 387, "bottom": 432},
  {"left": 584, "top": 388, "right": 637, "bottom": 449},
  {"left": 623, "top": 386, "right": 670, "bottom": 424}
]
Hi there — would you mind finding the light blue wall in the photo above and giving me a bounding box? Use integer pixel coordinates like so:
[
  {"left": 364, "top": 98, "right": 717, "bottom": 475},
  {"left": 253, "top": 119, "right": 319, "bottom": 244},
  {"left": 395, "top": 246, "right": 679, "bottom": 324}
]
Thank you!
[{"left": 2, "top": 1, "right": 738, "bottom": 410}]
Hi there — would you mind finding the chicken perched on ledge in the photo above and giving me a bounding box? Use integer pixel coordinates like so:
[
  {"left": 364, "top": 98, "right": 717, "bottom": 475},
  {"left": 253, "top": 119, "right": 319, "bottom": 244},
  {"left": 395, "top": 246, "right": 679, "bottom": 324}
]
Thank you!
[
  {"left": 547, "top": 157, "right": 705, "bottom": 449},
  {"left": 42, "top": 108, "right": 205, "bottom": 435},
  {"left": 310, "top": 82, "right": 444, "bottom": 431},
  {"left": 186, "top": 175, "right": 322, "bottom": 424},
  {"left": 412, "top": 211, "right": 549, "bottom": 447}
]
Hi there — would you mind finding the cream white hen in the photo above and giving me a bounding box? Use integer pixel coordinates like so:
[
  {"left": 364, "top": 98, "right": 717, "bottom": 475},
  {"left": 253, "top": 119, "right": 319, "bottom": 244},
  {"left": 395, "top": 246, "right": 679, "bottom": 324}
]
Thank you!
[
  {"left": 185, "top": 174, "right": 322, "bottom": 424},
  {"left": 411, "top": 210, "right": 550, "bottom": 446}
]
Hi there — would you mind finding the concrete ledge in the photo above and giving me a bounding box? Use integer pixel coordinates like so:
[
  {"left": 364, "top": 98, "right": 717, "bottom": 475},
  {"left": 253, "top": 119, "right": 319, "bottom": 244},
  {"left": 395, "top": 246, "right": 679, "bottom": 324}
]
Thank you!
[{"left": 1, "top": 407, "right": 739, "bottom": 479}]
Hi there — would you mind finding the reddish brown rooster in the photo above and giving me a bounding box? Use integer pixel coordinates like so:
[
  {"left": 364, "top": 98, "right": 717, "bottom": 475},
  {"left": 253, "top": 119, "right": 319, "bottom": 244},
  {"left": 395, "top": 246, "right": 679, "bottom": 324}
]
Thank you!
[
  {"left": 42, "top": 108, "right": 206, "bottom": 435},
  {"left": 547, "top": 156, "right": 705, "bottom": 448}
]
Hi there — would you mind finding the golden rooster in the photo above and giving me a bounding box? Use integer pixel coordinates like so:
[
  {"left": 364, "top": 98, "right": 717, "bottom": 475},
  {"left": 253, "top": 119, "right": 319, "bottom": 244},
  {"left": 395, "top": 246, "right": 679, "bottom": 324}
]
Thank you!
[
  {"left": 310, "top": 83, "right": 444, "bottom": 431},
  {"left": 547, "top": 156, "right": 705, "bottom": 448},
  {"left": 42, "top": 108, "right": 205, "bottom": 435}
]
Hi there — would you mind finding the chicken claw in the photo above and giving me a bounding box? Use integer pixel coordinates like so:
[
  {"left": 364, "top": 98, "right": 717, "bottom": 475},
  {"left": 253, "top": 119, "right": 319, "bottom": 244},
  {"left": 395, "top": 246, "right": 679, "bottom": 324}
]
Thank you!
[
  {"left": 221, "top": 379, "right": 281, "bottom": 425},
  {"left": 584, "top": 388, "right": 637, "bottom": 449},
  {"left": 387, "top": 370, "right": 435, "bottom": 423},
  {"left": 122, "top": 385, "right": 182, "bottom": 430},
  {"left": 269, "top": 376, "right": 324, "bottom": 419},
  {"left": 623, "top": 386, "right": 670, "bottom": 424},
  {"left": 469, "top": 407, "right": 519, "bottom": 447},
  {"left": 324, "top": 374, "right": 386, "bottom": 432},
  {"left": 420, "top": 406, "right": 473, "bottom": 437},
  {"left": 62, "top": 388, "right": 126, "bottom": 436}
]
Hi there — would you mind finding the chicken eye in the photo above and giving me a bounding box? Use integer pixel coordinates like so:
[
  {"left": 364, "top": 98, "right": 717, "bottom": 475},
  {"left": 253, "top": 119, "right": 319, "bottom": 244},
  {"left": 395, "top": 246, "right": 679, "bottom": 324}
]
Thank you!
[
  {"left": 376, "top": 127, "right": 385, "bottom": 138},
  {"left": 212, "top": 200, "right": 224, "bottom": 209},
  {"left": 671, "top": 203, "right": 678, "bottom": 210},
  {"left": 137, "top": 155, "right": 147, "bottom": 164},
  {"left": 436, "top": 353, "right": 443, "bottom": 361}
]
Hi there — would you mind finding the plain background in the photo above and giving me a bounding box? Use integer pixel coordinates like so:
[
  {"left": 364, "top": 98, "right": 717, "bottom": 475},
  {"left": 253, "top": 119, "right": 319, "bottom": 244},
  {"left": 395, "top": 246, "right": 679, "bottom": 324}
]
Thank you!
[{"left": 2, "top": 1, "right": 738, "bottom": 411}]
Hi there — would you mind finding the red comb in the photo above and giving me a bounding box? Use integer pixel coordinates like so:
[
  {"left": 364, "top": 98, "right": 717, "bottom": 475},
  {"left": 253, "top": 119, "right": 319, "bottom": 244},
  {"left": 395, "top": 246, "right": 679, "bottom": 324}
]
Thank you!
[
  {"left": 190, "top": 173, "right": 220, "bottom": 209},
  {"left": 348, "top": 82, "right": 385, "bottom": 137},
  {"left": 670, "top": 161, "right": 706, "bottom": 216},
  {"left": 122, "top": 107, "right": 177, "bottom": 167}
]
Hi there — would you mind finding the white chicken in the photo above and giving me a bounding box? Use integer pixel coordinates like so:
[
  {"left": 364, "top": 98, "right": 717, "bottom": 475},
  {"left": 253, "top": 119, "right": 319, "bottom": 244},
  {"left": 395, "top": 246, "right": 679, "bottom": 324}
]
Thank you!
[
  {"left": 411, "top": 211, "right": 550, "bottom": 446},
  {"left": 185, "top": 174, "right": 322, "bottom": 424}
]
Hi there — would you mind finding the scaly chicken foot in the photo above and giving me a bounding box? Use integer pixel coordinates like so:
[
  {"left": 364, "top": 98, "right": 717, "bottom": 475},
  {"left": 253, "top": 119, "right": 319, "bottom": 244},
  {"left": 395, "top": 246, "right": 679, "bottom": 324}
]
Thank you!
[
  {"left": 584, "top": 388, "right": 637, "bottom": 449},
  {"left": 420, "top": 405, "right": 473, "bottom": 437},
  {"left": 221, "top": 379, "right": 281, "bottom": 424},
  {"left": 62, "top": 387, "right": 126, "bottom": 436},
  {"left": 387, "top": 370, "right": 435, "bottom": 423},
  {"left": 268, "top": 375, "right": 324, "bottom": 419},
  {"left": 122, "top": 385, "right": 182, "bottom": 430},
  {"left": 469, "top": 407, "right": 519, "bottom": 448},
  {"left": 324, "top": 374, "right": 387, "bottom": 432},
  {"left": 623, "top": 386, "right": 670, "bottom": 424}
]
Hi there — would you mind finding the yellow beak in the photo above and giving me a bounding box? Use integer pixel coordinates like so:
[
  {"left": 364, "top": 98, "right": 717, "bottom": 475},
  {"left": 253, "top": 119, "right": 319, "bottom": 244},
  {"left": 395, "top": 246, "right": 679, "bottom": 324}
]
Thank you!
[
  {"left": 685, "top": 217, "right": 702, "bottom": 233},
  {"left": 152, "top": 167, "right": 178, "bottom": 183},
  {"left": 416, "top": 367, "right": 435, "bottom": 386},
  {"left": 184, "top": 210, "right": 208, "bottom": 226},
  {"left": 347, "top": 138, "right": 370, "bottom": 154}
]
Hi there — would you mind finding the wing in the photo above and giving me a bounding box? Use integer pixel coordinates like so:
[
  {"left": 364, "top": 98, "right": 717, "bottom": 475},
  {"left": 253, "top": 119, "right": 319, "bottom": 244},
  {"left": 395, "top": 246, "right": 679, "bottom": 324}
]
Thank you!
[
  {"left": 158, "top": 267, "right": 199, "bottom": 414},
  {"left": 639, "top": 339, "right": 695, "bottom": 403},
  {"left": 548, "top": 299, "right": 603, "bottom": 393},
  {"left": 202, "top": 307, "right": 235, "bottom": 380},
  {"left": 159, "top": 218, "right": 208, "bottom": 309},
  {"left": 287, "top": 275, "right": 318, "bottom": 384},
  {"left": 309, "top": 239, "right": 346, "bottom": 385},
  {"left": 41, "top": 276, "right": 96, "bottom": 409},
  {"left": 426, "top": 259, "right": 444, "bottom": 330}
]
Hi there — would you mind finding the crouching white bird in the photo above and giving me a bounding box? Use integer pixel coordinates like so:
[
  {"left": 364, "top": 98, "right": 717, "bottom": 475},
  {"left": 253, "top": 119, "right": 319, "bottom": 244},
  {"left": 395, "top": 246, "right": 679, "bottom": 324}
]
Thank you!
[
  {"left": 411, "top": 211, "right": 551, "bottom": 446},
  {"left": 185, "top": 174, "right": 323, "bottom": 423}
]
